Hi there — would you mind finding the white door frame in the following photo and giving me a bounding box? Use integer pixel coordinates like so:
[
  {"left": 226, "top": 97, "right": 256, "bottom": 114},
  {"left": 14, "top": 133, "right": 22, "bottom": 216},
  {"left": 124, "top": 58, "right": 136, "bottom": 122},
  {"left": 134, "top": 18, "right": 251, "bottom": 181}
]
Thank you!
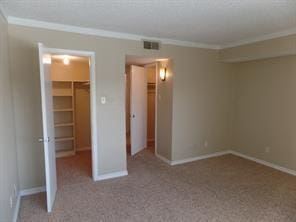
[
  {"left": 42, "top": 46, "right": 98, "bottom": 180},
  {"left": 144, "top": 63, "right": 158, "bottom": 154}
]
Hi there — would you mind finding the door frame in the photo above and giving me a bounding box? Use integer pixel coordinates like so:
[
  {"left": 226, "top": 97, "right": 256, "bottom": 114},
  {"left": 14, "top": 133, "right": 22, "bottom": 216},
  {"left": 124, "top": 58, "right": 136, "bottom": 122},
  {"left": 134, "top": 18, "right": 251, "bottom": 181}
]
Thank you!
[
  {"left": 42, "top": 46, "right": 98, "bottom": 180},
  {"left": 144, "top": 63, "right": 158, "bottom": 155}
]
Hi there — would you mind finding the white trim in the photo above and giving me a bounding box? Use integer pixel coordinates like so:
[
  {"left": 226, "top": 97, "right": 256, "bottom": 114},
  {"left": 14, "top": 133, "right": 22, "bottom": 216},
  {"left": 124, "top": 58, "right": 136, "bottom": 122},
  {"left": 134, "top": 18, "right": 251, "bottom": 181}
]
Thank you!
[
  {"left": 155, "top": 152, "right": 171, "bottom": 165},
  {"left": 229, "top": 150, "right": 296, "bottom": 176},
  {"left": 7, "top": 16, "right": 221, "bottom": 50},
  {"left": 221, "top": 28, "right": 296, "bottom": 49},
  {"left": 89, "top": 53, "right": 99, "bottom": 180},
  {"left": 170, "top": 151, "right": 230, "bottom": 165},
  {"left": 95, "top": 170, "right": 128, "bottom": 181},
  {"left": 20, "top": 186, "right": 46, "bottom": 196},
  {"left": 42, "top": 47, "right": 99, "bottom": 181},
  {"left": 0, "top": 4, "right": 7, "bottom": 20},
  {"left": 157, "top": 149, "right": 296, "bottom": 177},
  {"left": 12, "top": 194, "right": 21, "bottom": 222}
]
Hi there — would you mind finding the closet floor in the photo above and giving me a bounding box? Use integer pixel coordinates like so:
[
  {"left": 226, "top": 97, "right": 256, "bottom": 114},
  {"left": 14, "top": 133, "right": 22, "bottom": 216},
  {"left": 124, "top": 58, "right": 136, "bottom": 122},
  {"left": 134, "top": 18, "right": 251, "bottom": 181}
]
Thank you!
[{"left": 56, "top": 150, "right": 92, "bottom": 188}]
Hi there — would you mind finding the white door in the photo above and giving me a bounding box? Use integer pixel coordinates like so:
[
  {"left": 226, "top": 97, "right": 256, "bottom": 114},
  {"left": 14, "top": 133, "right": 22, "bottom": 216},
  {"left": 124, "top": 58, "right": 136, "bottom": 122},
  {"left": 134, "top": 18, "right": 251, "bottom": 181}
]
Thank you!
[
  {"left": 38, "top": 43, "right": 57, "bottom": 212},
  {"left": 130, "top": 65, "right": 147, "bottom": 155}
]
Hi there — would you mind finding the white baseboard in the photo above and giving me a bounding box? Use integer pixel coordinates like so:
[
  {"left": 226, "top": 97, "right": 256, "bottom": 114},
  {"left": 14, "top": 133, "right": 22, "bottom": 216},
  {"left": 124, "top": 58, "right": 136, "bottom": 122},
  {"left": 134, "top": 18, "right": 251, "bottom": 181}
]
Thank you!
[
  {"left": 155, "top": 153, "right": 171, "bottom": 165},
  {"left": 76, "top": 146, "right": 91, "bottom": 151},
  {"left": 170, "top": 150, "right": 230, "bottom": 166},
  {"left": 229, "top": 150, "right": 296, "bottom": 176},
  {"left": 95, "top": 170, "right": 128, "bottom": 181},
  {"left": 13, "top": 186, "right": 45, "bottom": 222},
  {"left": 156, "top": 149, "right": 296, "bottom": 177},
  {"left": 12, "top": 194, "right": 21, "bottom": 222},
  {"left": 20, "top": 186, "right": 46, "bottom": 196}
]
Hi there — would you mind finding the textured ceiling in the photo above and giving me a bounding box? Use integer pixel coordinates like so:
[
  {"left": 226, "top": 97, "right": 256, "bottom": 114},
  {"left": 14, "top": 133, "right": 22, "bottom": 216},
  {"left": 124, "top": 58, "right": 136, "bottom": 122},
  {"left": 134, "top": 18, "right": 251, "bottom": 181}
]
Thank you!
[{"left": 1, "top": 0, "right": 296, "bottom": 47}]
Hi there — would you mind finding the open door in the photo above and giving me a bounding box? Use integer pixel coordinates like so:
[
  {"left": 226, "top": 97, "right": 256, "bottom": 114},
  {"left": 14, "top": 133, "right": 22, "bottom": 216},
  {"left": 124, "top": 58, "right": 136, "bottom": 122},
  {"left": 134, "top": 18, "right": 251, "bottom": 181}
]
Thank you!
[
  {"left": 38, "top": 43, "right": 57, "bottom": 212},
  {"left": 130, "top": 65, "right": 147, "bottom": 155}
]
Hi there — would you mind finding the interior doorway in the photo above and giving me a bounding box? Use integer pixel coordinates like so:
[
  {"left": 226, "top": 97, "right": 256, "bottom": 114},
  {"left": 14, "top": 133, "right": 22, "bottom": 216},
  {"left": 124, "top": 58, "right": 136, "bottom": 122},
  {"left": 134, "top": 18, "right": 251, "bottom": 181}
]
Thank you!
[
  {"left": 50, "top": 54, "right": 93, "bottom": 187},
  {"left": 125, "top": 55, "right": 165, "bottom": 157},
  {"left": 38, "top": 44, "right": 98, "bottom": 212}
]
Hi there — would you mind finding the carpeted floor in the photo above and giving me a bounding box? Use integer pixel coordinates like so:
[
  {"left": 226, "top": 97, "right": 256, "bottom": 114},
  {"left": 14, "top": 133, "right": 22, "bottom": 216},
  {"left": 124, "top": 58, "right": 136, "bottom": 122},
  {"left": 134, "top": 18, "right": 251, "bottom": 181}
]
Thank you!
[{"left": 19, "top": 150, "right": 296, "bottom": 222}]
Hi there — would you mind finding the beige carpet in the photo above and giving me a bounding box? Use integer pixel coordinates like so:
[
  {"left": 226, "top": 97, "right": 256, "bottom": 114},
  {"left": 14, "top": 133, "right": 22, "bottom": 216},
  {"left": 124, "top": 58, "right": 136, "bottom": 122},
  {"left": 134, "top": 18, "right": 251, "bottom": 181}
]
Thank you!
[{"left": 19, "top": 150, "right": 296, "bottom": 222}]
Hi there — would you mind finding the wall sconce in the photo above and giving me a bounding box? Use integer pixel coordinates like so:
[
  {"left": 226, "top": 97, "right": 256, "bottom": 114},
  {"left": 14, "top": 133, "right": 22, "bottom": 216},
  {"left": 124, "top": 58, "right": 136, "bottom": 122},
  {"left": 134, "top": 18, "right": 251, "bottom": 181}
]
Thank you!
[
  {"left": 63, "top": 55, "right": 70, "bottom": 65},
  {"left": 160, "top": 68, "right": 167, "bottom": 81}
]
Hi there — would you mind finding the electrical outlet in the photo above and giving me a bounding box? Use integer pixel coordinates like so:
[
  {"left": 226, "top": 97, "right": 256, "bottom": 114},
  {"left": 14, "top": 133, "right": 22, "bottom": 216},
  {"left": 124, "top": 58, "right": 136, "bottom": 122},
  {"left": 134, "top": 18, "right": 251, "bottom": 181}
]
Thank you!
[
  {"left": 204, "top": 140, "right": 208, "bottom": 148},
  {"left": 265, "top": 146, "right": 270, "bottom": 153}
]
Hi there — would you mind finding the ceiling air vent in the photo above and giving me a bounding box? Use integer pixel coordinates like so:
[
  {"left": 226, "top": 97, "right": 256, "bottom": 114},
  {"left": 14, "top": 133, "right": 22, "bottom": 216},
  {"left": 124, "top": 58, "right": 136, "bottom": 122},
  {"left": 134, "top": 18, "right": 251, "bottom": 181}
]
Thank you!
[{"left": 143, "top": 40, "right": 160, "bottom": 50}]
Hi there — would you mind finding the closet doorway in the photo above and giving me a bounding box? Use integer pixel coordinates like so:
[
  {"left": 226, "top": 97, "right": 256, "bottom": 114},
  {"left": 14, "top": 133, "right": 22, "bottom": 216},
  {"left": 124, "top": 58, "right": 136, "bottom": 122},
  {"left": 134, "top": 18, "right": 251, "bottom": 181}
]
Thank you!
[
  {"left": 38, "top": 44, "right": 98, "bottom": 212},
  {"left": 125, "top": 55, "right": 163, "bottom": 157}
]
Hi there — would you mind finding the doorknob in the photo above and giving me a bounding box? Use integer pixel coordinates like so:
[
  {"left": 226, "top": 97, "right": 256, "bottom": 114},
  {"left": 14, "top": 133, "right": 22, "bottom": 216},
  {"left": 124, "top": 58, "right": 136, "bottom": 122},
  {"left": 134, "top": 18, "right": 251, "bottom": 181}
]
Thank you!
[
  {"left": 38, "top": 137, "right": 50, "bottom": 142},
  {"left": 132, "top": 114, "right": 135, "bottom": 118}
]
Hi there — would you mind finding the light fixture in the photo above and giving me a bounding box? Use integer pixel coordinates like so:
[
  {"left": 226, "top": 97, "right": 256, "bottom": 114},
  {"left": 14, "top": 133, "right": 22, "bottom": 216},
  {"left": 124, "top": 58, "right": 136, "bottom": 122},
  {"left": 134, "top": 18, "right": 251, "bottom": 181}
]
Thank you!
[
  {"left": 63, "top": 55, "right": 70, "bottom": 65},
  {"left": 160, "top": 68, "right": 167, "bottom": 81}
]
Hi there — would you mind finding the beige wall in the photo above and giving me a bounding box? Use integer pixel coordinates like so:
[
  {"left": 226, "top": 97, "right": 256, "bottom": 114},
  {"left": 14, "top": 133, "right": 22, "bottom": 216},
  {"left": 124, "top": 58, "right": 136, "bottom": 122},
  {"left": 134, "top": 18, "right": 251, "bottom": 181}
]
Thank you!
[
  {"left": 220, "top": 34, "right": 296, "bottom": 62},
  {"left": 171, "top": 51, "right": 234, "bottom": 161},
  {"left": 52, "top": 58, "right": 90, "bottom": 82},
  {"left": 147, "top": 65, "right": 156, "bottom": 83},
  {"left": 75, "top": 84, "right": 91, "bottom": 149},
  {"left": 233, "top": 56, "right": 296, "bottom": 171},
  {"left": 51, "top": 59, "right": 91, "bottom": 150},
  {"left": 8, "top": 24, "right": 233, "bottom": 189},
  {"left": 156, "top": 60, "right": 174, "bottom": 159},
  {"left": 0, "top": 14, "right": 19, "bottom": 221}
]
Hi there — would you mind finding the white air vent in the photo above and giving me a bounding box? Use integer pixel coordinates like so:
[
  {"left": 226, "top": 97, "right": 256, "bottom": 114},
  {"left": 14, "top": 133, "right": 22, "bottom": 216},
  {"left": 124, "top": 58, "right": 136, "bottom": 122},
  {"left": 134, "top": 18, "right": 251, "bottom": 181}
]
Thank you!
[{"left": 143, "top": 40, "right": 160, "bottom": 50}]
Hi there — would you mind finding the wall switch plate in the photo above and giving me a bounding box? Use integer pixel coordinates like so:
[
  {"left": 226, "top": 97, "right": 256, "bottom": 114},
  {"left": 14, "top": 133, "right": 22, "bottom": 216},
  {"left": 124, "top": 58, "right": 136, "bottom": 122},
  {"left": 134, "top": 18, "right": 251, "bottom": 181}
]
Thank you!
[{"left": 100, "top": 97, "right": 106, "bottom": 104}]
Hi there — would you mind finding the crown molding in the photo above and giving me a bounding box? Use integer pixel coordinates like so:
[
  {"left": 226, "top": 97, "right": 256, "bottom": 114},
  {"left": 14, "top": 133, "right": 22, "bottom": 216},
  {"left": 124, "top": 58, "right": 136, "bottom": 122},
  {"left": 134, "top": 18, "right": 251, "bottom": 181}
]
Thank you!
[
  {"left": 221, "top": 27, "right": 296, "bottom": 49},
  {"left": 7, "top": 16, "right": 221, "bottom": 50},
  {"left": 6, "top": 16, "right": 296, "bottom": 50}
]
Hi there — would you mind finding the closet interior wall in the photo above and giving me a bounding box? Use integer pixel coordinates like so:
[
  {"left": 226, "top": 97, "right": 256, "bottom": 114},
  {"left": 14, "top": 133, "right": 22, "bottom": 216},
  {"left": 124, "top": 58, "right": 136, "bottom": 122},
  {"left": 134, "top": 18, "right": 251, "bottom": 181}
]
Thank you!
[
  {"left": 146, "top": 65, "right": 156, "bottom": 148},
  {"left": 51, "top": 57, "right": 90, "bottom": 157}
]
